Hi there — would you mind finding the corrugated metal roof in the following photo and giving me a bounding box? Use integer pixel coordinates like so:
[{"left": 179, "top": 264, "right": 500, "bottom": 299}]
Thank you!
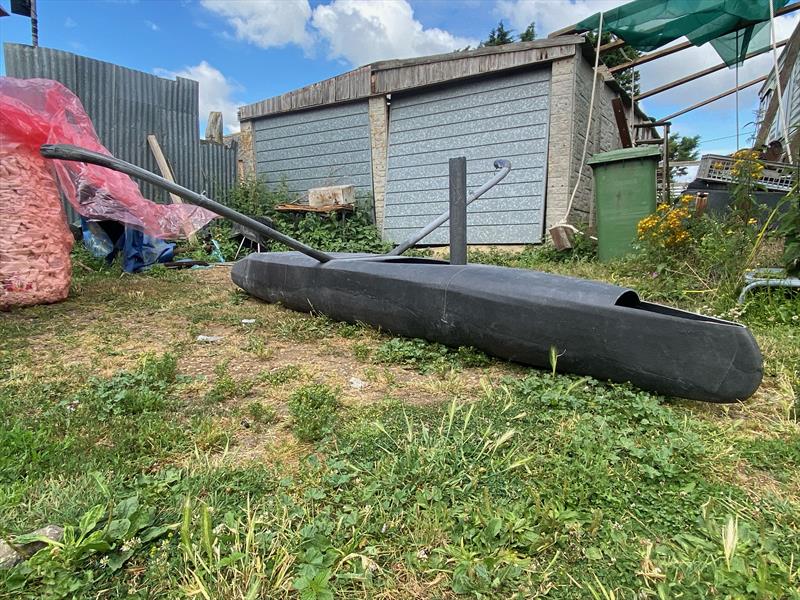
[{"left": 239, "top": 37, "right": 585, "bottom": 122}]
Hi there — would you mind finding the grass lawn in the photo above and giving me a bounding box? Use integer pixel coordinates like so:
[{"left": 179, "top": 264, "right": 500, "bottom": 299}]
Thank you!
[{"left": 1, "top": 249, "right": 799, "bottom": 599}]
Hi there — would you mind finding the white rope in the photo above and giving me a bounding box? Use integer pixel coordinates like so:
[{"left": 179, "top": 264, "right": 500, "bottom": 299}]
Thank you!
[
  {"left": 561, "top": 11, "right": 604, "bottom": 224},
  {"left": 735, "top": 30, "right": 740, "bottom": 150},
  {"left": 769, "top": 0, "right": 793, "bottom": 163}
]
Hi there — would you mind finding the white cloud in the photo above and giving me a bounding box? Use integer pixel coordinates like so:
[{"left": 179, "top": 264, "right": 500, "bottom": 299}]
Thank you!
[
  {"left": 495, "top": 0, "right": 627, "bottom": 38},
  {"left": 145, "top": 20, "right": 160, "bottom": 31},
  {"left": 201, "top": 0, "right": 475, "bottom": 66},
  {"left": 64, "top": 17, "right": 77, "bottom": 28},
  {"left": 311, "top": 0, "right": 477, "bottom": 66},
  {"left": 155, "top": 61, "right": 242, "bottom": 134},
  {"left": 200, "top": 0, "right": 313, "bottom": 50}
]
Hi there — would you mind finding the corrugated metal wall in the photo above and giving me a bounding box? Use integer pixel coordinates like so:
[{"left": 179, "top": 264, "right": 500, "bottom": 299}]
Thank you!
[
  {"left": 4, "top": 43, "right": 236, "bottom": 208},
  {"left": 252, "top": 101, "right": 373, "bottom": 197},
  {"left": 383, "top": 68, "right": 551, "bottom": 244},
  {"left": 200, "top": 140, "right": 238, "bottom": 197}
]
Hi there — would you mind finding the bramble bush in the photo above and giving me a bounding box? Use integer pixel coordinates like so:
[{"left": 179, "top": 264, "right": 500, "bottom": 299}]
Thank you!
[{"left": 193, "top": 178, "right": 388, "bottom": 259}]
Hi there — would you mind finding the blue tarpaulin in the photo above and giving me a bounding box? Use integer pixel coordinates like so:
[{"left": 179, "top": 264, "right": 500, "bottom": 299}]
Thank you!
[{"left": 82, "top": 219, "right": 175, "bottom": 272}]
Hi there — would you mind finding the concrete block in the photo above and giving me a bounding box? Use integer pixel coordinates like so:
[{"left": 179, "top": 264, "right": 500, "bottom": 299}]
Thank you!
[{"left": 308, "top": 184, "right": 355, "bottom": 207}]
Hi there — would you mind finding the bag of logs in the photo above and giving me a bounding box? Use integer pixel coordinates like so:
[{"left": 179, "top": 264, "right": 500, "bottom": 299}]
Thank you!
[
  {"left": 0, "top": 77, "right": 217, "bottom": 310},
  {"left": 0, "top": 149, "right": 74, "bottom": 309}
]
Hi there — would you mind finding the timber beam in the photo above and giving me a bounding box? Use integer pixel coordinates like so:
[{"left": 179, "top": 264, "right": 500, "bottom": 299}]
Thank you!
[
  {"left": 636, "top": 39, "right": 788, "bottom": 100},
  {"left": 660, "top": 76, "right": 767, "bottom": 122}
]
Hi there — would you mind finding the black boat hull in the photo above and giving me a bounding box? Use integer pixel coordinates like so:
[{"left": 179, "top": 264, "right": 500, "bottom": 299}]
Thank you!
[{"left": 231, "top": 252, "right": 763, "bottom": 403}]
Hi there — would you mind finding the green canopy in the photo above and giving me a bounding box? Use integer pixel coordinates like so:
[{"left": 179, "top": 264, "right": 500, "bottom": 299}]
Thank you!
[{"left": 576, "top": 0, "right": 788, "bottom": 66}]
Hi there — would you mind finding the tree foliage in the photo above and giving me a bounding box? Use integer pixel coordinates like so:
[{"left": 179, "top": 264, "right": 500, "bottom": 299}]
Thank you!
[
  {"left": 668, "top": 133, "right": 701, "bottom": 179},
  {"left": 587, "top": 32, "right": 641, "bottom": 95},
  {"left": 483, "top": 21, "right": 515, "bottom": 46},
  {"left": 520, "top": 22, "right": 536, "bottom": 42},
  {"left": 481, "top": 20, "right": 536, "bottom": 47}
]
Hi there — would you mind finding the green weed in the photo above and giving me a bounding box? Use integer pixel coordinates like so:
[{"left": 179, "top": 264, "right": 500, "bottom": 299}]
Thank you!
[
  {"left": 246, "top": 401, "right": 278, "bottom": 426},
  {"left": 288, "top": 384, "right": 340, "bottom": 442},
  {"left": 259, "top": 365, "right": 302, "bottom": 386},
  {"left": 375, "top": 337, "right": 490, "bottom": 374}
]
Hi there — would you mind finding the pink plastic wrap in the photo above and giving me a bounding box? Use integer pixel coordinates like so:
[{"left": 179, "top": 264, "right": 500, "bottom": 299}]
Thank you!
[{"left": 0, "top": 77, "right": 217, "bottom": 239}]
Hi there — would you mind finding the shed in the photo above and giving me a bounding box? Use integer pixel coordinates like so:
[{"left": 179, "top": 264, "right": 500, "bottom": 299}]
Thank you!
[{"left": 238, "top": 37, "right": 654, "bottom": 245}]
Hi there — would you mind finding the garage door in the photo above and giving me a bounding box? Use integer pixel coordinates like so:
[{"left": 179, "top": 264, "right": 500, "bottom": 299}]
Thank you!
[
  {"left": 253, "top": 101, "right": 373, "bottom": 197},
  {"left": 383, "top": 68, "right": 550, "bottom": 244}
]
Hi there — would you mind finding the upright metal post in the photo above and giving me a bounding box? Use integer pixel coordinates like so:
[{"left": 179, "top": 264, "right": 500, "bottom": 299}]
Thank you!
[
  {"left": 449, "top": 157, "right": 467, "bottom": 265},
  {"left": 663, "top": 122, "right": 671, "bottom": 203}
]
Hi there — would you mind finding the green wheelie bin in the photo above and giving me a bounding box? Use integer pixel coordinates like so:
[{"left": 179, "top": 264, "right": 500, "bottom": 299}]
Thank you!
[{"left": 587, "top": 146, "right": 661, "bottom": 262}]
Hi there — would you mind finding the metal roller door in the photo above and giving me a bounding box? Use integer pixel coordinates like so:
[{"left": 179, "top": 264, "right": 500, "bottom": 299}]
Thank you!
[
  {"left": 253, "top": 101, "right": 373, "bottom": 196},
  {"left": 384, "top": 68, "right": 550, "bottom": 244}
]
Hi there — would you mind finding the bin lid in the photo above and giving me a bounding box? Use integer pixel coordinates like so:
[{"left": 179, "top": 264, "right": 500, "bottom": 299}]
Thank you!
[{"left": 587, "top": 146, "right": 662, "bottom": 166}]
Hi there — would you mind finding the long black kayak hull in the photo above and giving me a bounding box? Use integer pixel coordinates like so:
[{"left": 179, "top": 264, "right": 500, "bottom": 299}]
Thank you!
[{"left": 231, "top": 252, "right": 763, "bottom": 403}]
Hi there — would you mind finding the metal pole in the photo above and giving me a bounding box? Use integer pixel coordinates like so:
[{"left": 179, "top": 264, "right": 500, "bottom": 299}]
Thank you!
[
  {"left": 389, "top": 159, "right": 511, "bottom": 256},
  {"left": 449, "top": 157, "right": 467, "bottom": 265},
  {"left": 663, "top": 122, "right": 671, "bottom": 203},
  {"left": 30, "top": 0, "right": 38, "bottom": 47},
  {"left": 39, "top": 144, "right": 335, "bottom": 263}
]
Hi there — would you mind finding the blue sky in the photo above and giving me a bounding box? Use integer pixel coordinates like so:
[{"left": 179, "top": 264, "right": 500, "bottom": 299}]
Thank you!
[{"left": 1, "top": 0, "right": 798, "bottom": 162}]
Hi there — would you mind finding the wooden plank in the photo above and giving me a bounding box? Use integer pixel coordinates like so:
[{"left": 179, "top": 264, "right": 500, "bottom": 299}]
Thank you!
[
  {"left": 147, "top": 135, "right": 182, "bottom": 204},
  {"left": 610, "top": 41, "right": 694, "bottom": 74},
  {"left": 611, "top": 98, "right": 633, "bottom": 147},
  {"left": 600, "top": 39, "right": 626, "bottom": 54},
  {"left": 636, "top": 39, "right": 788, "bottom": 100},
  {"left": 274, "top": 203, "right": 354, "bottom": 214},
  {"left": 660, "top": 75, "right": 767, "bottom": 122},
  {"left": 147, "top": 134, "right": 196, "bottom": 241},
  {"left": 548, "top": 24, "right": 579, "bottom": 38}
]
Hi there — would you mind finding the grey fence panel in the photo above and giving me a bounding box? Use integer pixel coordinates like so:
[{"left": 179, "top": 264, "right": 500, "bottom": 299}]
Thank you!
[
  {"left": 3, "top": 43, "right": 236, "bottom": 210},
  {"left": 253, "top": 101, "right": 373, "bottom": 196},
  {"left": 200, "top": 140, "right": 238, "bottom": 199},
  {"left": 384, "top": 67, "right": 551, "bottom": 245}
]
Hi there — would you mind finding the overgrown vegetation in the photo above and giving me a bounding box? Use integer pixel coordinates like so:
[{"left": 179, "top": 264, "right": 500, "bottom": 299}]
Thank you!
[{"left": 196, "top": 178, "right": 389, "bottom": 260}]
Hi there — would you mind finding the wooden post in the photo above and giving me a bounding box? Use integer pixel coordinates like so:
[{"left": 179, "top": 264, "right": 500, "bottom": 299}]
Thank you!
[
  {"left": 147, "top": 134, "right": 197, "bottom": 242},
  {"left": 30, "top": 0, "right": 38, "bottom": 47},
  {"left": 205, "top": 111, "right": 223, "bottom": 143},
  {"left": 611, "top": 98, "right": 633, "bottom": 148}
]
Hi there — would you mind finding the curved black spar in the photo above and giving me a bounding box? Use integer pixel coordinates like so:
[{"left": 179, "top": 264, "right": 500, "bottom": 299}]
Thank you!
[
  {"left": 40, "top": 143, "right": 763, "bottom": 403},
  {"left": 232, "top": 252, "right": 763, "bottom": 403}
]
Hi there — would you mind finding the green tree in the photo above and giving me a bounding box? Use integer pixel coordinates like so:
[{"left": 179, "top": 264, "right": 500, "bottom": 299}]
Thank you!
[
  {"left": 520, "top": 22, "right": 536, "bottom": 42},
  {"left": 668, "top": 133, "right": 701, "bottom": 179},
  {"left": 483, "top": 21, "right": 515, "bottom": 47},
  {"left": 587, "top": 32, "right": 641, "bottom": 95}
]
